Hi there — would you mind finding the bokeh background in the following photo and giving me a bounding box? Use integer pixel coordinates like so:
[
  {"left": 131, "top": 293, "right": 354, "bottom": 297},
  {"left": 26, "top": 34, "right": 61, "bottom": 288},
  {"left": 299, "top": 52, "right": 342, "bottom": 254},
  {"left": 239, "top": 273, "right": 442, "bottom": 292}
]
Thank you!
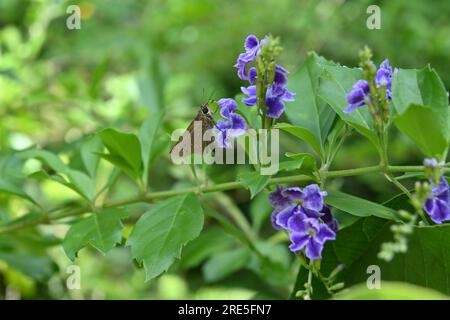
[{"left": 1, "top": 0, "right": 449, "bottom": 299}]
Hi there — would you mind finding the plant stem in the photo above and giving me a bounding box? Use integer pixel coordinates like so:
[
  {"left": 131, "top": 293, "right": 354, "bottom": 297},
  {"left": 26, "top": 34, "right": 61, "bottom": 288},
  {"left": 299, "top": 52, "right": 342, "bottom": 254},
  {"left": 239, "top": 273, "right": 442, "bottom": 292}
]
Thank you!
[
  {"left": 1, "top": 165, "right": 449, "bottom": 234},
  {"left": 304, "top": 260, "right": 314, "bottom": 300}
]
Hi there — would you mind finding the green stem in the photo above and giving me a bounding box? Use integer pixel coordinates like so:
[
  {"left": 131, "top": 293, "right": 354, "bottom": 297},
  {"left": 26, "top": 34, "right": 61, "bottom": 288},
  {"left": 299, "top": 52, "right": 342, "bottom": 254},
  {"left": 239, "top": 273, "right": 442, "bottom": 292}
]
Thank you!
[
  {"left": 1, "top": 165, "right": 449, "bottom": 234},
  {"left": 304, "top": 260, "right": 314, "bottom": 300}
]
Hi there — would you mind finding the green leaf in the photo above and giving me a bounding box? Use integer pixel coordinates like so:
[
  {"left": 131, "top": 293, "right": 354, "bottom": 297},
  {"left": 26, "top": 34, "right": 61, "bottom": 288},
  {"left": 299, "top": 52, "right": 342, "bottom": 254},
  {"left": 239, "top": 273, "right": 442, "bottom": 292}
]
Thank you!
[
  {"left": 285, "top": 152, "right": 317, "bottom": 175},
  {"left": 395, "top": 104, "right": 449, "bottom": 158},
  {"left": 63, "top": 208, "right": 129, "bottom": 261},
  {"left": 274, "top": 123, "right": 322, "bottom": 156},
  {"left": 179, "top": 226, "right": 236, "bottom": 269},
  {"left": 80, "top": 135, "right": 103, "bottom": 178},
  {"left": 318, "top": 65, "right": 379, "bottom": 148},
  {"left": 0, "top": 253, "right": 58, "bottom": 282},
  {"left": 203, "top": 247, "right": 252, "bottom": 282},
  {"left": 98, "top": 128, "right": 142, "bottom": 178},
  {"left": 323, "top": 218, "right": 450, "bottom": 296},
  {"left": 238, "top": 171, "right": 271, "bottom": 199},
  {"left": 325, "top": 190, "right": 398, "bottom": 220},
  {"left": 20, "top": 149, "right": 95, "bottom": 201},
  {"left": 392, "top": 67, "right": 449, "bottom": 158},
  {"left": 285, "top": 52, "right": 336, "bottom": 157},
  {"left": 0, "top": 177, "right": 36, "bottom": 204},
  {"left": 138, "top": 111, "right": 165, "bottom": 183},
  {"left": 127, "top": 193, "right": 204, "bottom": 281},
  {"left": 392, "top": 66, "right": 448, "bottom": 115},
  {"left": 250, "top": 193, "right": 273, "bottom": 233}
]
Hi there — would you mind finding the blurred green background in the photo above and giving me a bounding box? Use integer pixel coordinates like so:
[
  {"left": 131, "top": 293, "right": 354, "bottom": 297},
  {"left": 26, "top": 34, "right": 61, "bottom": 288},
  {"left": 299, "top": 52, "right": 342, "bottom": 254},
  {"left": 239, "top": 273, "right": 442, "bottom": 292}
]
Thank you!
[{"left": 1, "top": 0, "right": 449, "bottom": 299}]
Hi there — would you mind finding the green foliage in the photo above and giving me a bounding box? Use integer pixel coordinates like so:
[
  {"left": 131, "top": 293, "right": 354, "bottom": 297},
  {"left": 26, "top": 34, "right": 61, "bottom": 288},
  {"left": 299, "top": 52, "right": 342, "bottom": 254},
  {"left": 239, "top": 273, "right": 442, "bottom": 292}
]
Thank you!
[
  {"left": 1, "top": 0, "right": 450, "bottom": 300},
  {"left": 63, "top": 208, "right": 129, "bottom": 260},
  {"left": 238, "top": 171, "right": 271, "bottom": 199},
  {"left": 127, "top": 194, "right": 204, "bottom": 281}
]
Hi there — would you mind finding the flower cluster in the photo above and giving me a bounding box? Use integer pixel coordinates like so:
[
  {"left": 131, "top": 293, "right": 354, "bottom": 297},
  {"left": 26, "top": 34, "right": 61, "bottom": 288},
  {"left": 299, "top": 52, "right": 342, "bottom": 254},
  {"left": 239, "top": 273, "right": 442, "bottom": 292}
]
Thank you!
[
  {"left": 236, "top": 35, "right": 295, "bottom": 119},
  {"left": 423, "top": 176, "right": 450, "bottom": 224},
  {"left": 344, "top": 59, "right": 397, "bottom": 114},
  {"left": 214, "top": 98, "right": 247, "bottom": 148},
  {"left": 269, "top": 185, "right": 338, "bottom": 260}
]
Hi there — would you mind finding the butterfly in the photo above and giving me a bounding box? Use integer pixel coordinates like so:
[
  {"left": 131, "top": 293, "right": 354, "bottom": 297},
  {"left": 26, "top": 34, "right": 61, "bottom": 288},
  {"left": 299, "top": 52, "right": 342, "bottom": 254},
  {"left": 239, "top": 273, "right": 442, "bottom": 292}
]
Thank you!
[{"left": 170, "top": 102, "right": 216, "bottom": 157}]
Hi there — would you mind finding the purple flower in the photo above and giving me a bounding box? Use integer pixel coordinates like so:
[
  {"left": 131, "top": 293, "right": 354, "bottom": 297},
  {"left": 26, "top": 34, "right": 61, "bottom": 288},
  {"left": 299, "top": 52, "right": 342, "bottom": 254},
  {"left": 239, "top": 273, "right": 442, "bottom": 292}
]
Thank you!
[
  {"left": 241, "top": 67, "right": 295, "bottom": 119},
  {"left": 344, "top": 59, "right": 397, "bottom": 114},
  {"left": 288, "top": 215, "right": 336, "bottom": 259},
  {"left": 375, "top": 59, "right": 397, "bottom": 99},
  {"left": 344, "top": 80, "right": 370, "bottom": 114},
  {"left": 234, "top": 35, "right": 267, "bottom": 81},
  {"left": 423, "top": 177, "right": 450, "bottom": 224},
  {"left": 214, "top": 98, "right": 247, "bottom": 148},
  {"left": 320, "top": 205, "right": 339, "bottom": 232},
  {"left": 269, "top": 185, "right": 327, "bottom": 229}
]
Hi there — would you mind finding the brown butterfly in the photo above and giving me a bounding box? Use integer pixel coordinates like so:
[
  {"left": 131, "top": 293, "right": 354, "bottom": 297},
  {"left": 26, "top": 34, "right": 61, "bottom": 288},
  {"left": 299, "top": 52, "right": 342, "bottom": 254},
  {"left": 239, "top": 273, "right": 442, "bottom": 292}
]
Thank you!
[{"left": 170, "top": 102, "right": 216, "bottom": 157}]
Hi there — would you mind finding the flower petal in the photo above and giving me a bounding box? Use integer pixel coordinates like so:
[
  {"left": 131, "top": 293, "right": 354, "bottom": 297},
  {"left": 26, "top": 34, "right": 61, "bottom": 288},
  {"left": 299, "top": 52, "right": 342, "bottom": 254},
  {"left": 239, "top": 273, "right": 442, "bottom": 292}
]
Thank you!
[
  {"left": 269, "top": 186, "right": 292, "bottom": 210},
  {"left": 289, "top": 232, "right": 309, "bottom": 252},
  {"left": 305, "top": 238, "right": 323, "bottom": 260},
  {"left": 266, "top": 97, "right": 285, "bottom": 118},
  {"left": 316, "top": 224, "right": 336, "bottom": 244}
]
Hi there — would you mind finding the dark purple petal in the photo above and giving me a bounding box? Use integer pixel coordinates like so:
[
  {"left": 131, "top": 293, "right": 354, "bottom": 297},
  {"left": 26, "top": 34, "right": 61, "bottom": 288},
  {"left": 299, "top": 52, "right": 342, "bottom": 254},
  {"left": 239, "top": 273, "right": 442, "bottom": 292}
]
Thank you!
[
  {"left": 424, "top": 198, "right": 450, "bottom": 224},
  {"left": 275, "top": 206, "right": 296, "bottom": 229},
  {"left": 273, "top": 70, "right": 287, "bottom": 86},
  {"left": 228, "top": 113, "right": 247, "bottom": 137},
  {"left": 287, "top": 212, "right": 308, "bottom": 232},
  {"left": 320, "top": 205, "right": 339, "bottom": 232},
  {"left": 375, "top": 68, "right": 390, "bottom": 87},
  {"left": 248, "top": 67, "right": 257, "bottom": 85},
  {"left": 289, "top": 232, "right": 309, "bottom": 252},
  {"left": 344, "top": 102, "right": 364, "bottom": 114},
  {"left": 269, "top": 186, "right": 292, "bottom": 210},
  {"left": 283, "top": 89, "right": 295, "bottom": 102},
  {"left": 282, "top": 187, "right": 304, "bottom": 201},
  {"left": 316, "top": 224, "right": 336, "bottom": 244},
  {"left": 271, "top": 210, "right": 283, "bottom": 230},
  {"left": 305, "top": 238, "right": 323, "bottom": 260},
  {"left": 302, "top": 184, "right": 327, "bottom": 212},
  {"left": 275, "top": 64, "right": 289, "bottom": 74},
  {"left": 265, "top": 97, "right": 285, "bottom": 118},
  {"left": 241, "top": 85, "right": 257, "bottom": 106},
  {"left": 244, "top": 35, "right": 259, "bottom": 51},
  {"left": 218, "top": 98, "right": 238, "bottom": 119},
  {"left": 345, "top": 80, "right": 370, "bottom": 114},
  {"left": 302, "top": 207, "right": 323, "bottom": 219}
]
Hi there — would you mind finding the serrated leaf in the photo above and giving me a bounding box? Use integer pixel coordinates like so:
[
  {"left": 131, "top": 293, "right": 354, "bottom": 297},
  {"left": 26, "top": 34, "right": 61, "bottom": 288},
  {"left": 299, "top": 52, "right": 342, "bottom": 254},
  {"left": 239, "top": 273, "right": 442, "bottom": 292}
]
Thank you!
[
  {"left": 238, "top": 171, "right": 271, "bottom": 199},
  {"left": 63, "top": 208, "right": 129, "bottom": 260},
  {"left": 127, "top": 193, "right": 204, "bottom": 281}
]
